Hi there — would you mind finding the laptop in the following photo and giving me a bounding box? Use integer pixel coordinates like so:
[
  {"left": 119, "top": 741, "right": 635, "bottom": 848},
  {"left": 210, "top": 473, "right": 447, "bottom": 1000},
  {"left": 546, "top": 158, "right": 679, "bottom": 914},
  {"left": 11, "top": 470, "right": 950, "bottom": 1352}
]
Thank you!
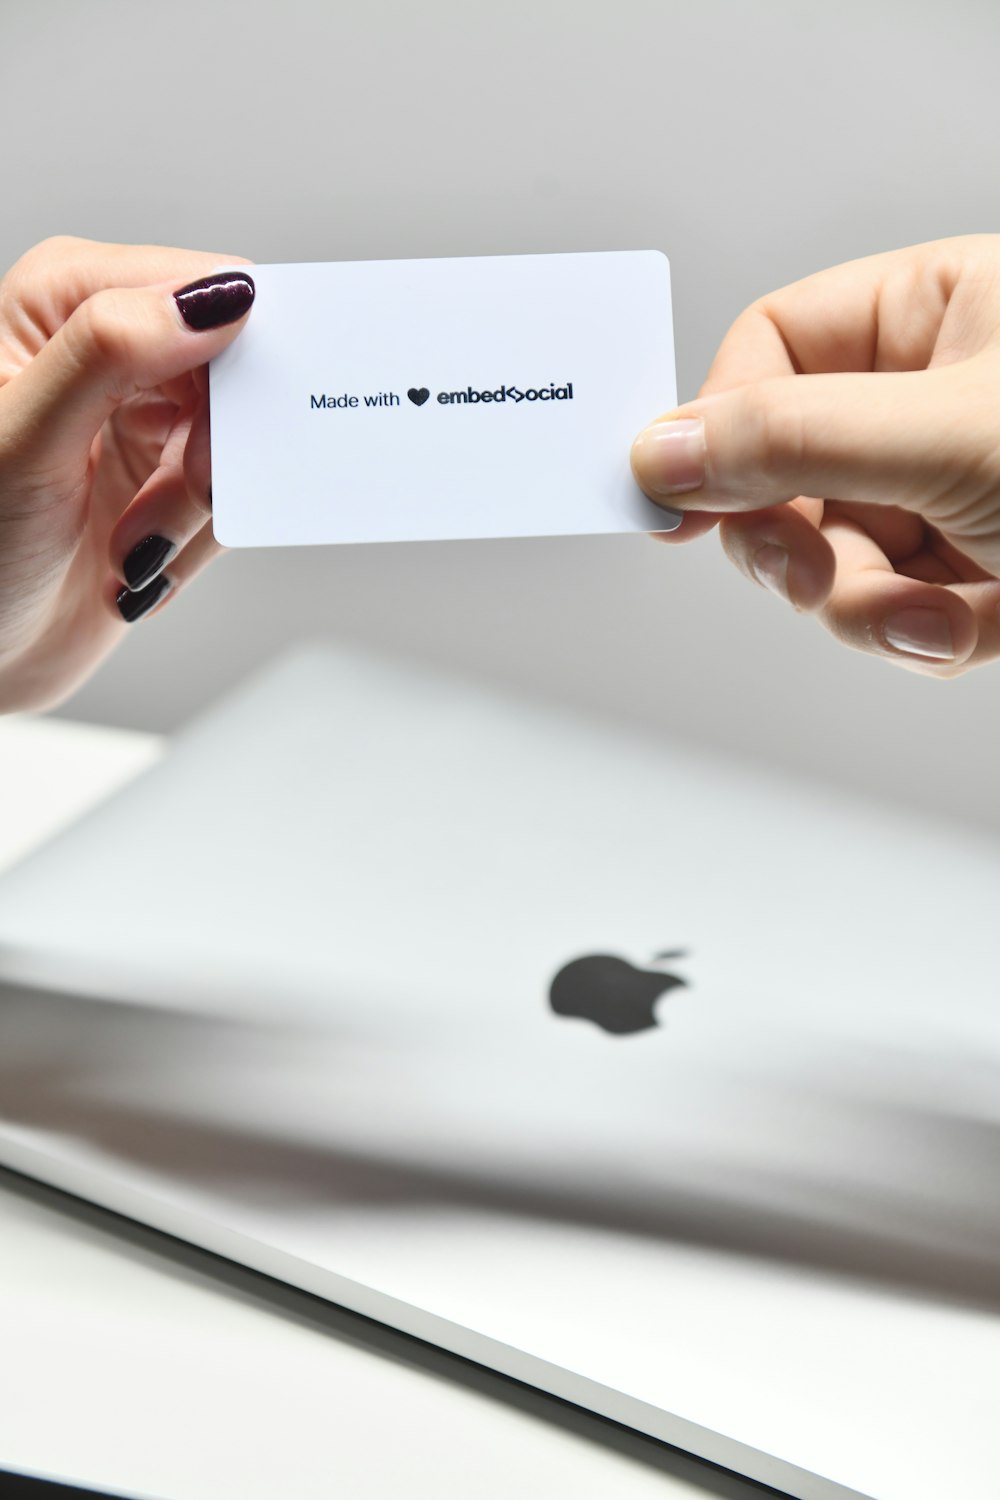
[{"left": 0, "top": 644, "right": 997, "bottom": 1500}]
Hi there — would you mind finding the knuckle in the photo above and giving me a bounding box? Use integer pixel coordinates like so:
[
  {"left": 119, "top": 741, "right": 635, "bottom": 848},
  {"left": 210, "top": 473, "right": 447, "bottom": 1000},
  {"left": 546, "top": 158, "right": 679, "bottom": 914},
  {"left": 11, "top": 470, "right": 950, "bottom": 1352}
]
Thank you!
[
  {"left": 816, "top": 603, "right": 857, "bottom": 652},
  {"left": 15, "top": 234, "right": 86, "bottom": 272},
  {"left": 78, "top": 291, "right": 121, "bottom": 356},
  {"left": 67, "top": 291, "right": 136, "bottom": 396},
  {"left": 29, "top": 234, "right": 91, "bottom": 262},
  {"left": 717, "top": 515, "right": 762, "bottom": 579},
  {"left": 749, "top": 383, "right": 808, "bottom": 484},
  {"left": 3, "top": 236, "right": 92, "bottom": 295}
]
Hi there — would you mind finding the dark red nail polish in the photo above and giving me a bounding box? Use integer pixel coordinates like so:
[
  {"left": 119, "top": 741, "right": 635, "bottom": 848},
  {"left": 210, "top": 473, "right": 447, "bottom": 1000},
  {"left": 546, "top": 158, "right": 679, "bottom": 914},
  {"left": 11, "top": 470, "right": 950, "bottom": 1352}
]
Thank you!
[
  {"left": 116, "top": 575, "right": 172, "bottom": 623},
  {"left": 174, "top": 271, "right": 255, "bottom": 331},
  {"left": 123, "top": 534, "right": 176, "bottom": 591}
]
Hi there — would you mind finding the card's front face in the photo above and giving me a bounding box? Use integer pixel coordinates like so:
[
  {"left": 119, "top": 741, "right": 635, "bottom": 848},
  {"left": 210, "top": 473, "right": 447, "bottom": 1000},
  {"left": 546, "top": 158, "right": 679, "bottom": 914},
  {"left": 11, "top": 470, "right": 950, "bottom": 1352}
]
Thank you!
[{"left": 209, "top": 251, "right": 679, "bottom": 547}]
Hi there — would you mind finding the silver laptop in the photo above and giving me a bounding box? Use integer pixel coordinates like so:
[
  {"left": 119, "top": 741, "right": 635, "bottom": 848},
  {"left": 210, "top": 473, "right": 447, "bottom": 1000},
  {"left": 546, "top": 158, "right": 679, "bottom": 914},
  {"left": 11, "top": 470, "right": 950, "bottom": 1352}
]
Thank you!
[{"left": 0, "top": 644, "right": 997, "bottom": 1500}]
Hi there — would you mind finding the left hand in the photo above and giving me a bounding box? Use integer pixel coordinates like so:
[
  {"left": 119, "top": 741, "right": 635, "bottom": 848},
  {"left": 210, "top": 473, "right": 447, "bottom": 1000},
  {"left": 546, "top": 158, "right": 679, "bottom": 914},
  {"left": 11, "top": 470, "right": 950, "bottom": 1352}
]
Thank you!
[{"left": 0, "top": 235, "right": 254, "bottom": 712}]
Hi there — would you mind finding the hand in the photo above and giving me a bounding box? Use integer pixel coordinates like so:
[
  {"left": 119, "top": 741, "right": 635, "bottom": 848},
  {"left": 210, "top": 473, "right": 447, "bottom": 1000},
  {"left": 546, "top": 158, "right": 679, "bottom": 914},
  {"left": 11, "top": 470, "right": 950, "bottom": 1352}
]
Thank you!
[
  {"left": 630, "top": 235, "right": 1000, "bottom": 677},
  {"left": 0, "top": 235, "right": 254, "bottom": 712}
]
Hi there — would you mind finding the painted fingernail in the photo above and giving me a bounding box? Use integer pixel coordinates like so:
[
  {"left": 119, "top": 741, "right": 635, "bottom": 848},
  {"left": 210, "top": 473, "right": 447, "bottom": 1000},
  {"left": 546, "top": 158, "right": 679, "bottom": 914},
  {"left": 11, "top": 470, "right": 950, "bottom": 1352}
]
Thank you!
[
  {"left": 174, "top": 271, "right": 255, "bottom": 331},
  {"left": 751, "top": 543, "right": 789, "bottom": 600},
  {"left": 123, "top": 534, "right": 176, "bottom": 591},
  {"left": 883, "top": 608, "right": 954, "bottom": 660},
  {"left": 630, "top": 418, "right": 706, "bottom": 496},
  {"left": 116, "top": 575, "right": 172, "bottom": 624}
]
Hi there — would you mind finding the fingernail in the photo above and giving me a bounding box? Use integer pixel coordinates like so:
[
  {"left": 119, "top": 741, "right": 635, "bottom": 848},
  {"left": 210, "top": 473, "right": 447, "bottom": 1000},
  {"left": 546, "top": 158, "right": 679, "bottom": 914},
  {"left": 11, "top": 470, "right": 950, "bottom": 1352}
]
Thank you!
[
  {"left": 751, "top": 543, "right": 789, "bottom": 600},
  {"left": 883, "top": 608, "right": 954, "bottom": 660},
  {"left": 630, "top": 418, "right": 706, "bottom": 496},
  {"left": 116, "top": 575, "right": 172, "bottom": 624},
  {"left": 123, "top": 534, "right": 176, "bottom": 591},
  {"left": 174, "top": 271, "right": 255, "bottom": 331}
]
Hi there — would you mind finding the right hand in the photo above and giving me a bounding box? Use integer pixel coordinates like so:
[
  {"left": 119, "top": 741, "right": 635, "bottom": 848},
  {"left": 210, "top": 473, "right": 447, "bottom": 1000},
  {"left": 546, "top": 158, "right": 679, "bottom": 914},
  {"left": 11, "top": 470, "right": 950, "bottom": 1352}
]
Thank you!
[{"left": 630, "top": 235, "right": 1000, "bottom": 677}]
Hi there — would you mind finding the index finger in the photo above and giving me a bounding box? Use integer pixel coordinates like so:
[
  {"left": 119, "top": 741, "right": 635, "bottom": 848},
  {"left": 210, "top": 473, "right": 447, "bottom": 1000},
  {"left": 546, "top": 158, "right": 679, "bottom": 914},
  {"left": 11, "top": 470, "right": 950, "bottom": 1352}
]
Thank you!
[
  {"left": 703, "top": 238, "right": 965, "bottom": 394},
  {"left": 0, "top": 236, "right": 253, "bottom": 343}
]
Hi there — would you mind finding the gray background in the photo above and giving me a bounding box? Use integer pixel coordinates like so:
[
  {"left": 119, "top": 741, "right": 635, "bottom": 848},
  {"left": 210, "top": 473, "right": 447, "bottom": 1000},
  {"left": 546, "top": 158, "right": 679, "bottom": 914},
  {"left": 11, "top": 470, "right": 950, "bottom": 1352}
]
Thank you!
[{"left": 2, "top": 0, "right": 999, "bottom": 832}]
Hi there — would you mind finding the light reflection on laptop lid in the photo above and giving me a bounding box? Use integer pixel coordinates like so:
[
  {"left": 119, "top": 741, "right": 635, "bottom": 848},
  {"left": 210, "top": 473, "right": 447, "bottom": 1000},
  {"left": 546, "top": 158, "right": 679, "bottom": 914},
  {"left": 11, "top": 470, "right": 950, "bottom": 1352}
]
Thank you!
[{"left": 0, "top": 644, "right": 997, "bottom": 1500}]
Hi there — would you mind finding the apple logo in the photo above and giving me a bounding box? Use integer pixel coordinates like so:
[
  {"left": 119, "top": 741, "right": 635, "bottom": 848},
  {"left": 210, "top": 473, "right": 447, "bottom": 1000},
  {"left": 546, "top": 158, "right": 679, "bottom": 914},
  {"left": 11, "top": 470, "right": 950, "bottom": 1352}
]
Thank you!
[{"left": 548, "top": 950, "right": 688, "bottom": 1036}]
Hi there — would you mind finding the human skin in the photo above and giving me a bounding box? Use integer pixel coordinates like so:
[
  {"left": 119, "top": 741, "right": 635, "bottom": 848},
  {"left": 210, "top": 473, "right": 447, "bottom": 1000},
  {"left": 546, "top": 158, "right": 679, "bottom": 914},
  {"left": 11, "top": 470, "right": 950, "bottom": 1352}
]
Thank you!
[
  {"left": 630, "top": 236, "right": 1000, "bottom": 678},
  {"left": 2, "top": 234, "right": 998, "bottom": 717},
  {"left": 0, "top": 237, "right": 253, "bottom": 713}
]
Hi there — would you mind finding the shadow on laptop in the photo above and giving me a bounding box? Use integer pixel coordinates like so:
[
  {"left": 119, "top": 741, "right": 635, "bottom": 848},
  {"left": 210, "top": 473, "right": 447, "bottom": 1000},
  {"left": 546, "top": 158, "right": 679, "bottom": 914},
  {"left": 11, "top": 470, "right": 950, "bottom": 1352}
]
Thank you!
[{"left": 2, "top": 979, "right": 999, "bottom": 1316}]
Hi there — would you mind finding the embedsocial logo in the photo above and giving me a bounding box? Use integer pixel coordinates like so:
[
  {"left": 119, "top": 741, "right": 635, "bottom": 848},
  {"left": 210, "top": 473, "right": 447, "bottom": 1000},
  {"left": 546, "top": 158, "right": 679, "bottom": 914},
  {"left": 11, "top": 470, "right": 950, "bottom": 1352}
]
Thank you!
[{"left": 435, "top": 382, "right": 573, "bottom": 406}]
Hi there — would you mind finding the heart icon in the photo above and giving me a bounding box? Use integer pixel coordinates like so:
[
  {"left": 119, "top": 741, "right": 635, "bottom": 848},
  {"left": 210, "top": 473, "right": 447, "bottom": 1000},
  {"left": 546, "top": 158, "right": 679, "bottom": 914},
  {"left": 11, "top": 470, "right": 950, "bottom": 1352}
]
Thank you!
[{"left": 407, "top": 387, "right": 431, "bottom": 407}]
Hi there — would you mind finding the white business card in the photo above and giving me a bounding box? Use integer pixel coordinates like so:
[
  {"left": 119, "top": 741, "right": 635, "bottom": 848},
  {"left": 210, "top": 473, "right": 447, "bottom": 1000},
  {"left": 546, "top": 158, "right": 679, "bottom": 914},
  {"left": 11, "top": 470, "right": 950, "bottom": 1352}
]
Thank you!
[{"left": 209, "top": 251, "right": 680, "bottom": 547}]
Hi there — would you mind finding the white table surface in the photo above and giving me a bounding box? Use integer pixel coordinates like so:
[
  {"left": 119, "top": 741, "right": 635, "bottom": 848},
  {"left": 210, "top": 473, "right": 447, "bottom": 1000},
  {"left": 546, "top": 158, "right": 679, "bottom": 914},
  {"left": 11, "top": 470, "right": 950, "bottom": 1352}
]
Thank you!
[{"left": 0, "top": 713, "right": 772, "bottom": 1500}]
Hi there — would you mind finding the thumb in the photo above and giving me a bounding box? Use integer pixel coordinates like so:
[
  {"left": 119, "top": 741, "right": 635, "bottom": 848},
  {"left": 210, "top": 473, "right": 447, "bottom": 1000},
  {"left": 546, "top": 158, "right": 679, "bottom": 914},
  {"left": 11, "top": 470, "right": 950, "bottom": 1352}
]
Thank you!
[
  {"left": 630, "top": 367, "right": 979, "bottom": 517},
  {"left": 1, "top": 269, "right": 254, "bottom": 479}
]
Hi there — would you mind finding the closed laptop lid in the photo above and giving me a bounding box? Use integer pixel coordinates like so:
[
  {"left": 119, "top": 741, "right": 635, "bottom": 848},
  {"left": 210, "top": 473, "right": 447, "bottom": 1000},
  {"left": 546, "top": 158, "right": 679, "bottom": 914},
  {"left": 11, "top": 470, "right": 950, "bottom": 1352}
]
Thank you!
[{"left": 0, "top": 644, "right": 997, "bottom": 1500}]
